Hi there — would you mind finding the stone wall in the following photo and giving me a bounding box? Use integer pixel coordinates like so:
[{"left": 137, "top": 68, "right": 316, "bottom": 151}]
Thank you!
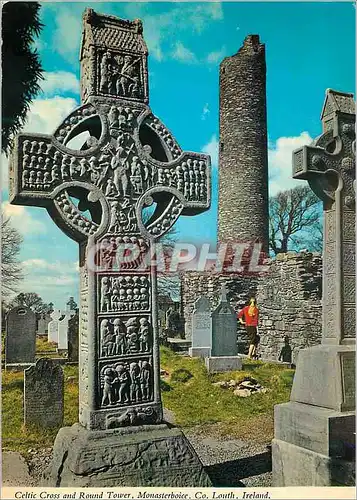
[
  {"left": 181, "top": 251, "right": 322, "bottom": 363},
  {"left": 256, "top": 251, "right": 322, "bottom": 363},
  {"left": 218, "top": 35, "right": 269, "bottom": 253}
]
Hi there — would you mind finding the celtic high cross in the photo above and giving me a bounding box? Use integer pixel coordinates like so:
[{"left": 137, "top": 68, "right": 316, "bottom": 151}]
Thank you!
[
  {"left": 293, "top": 89, "right": 355, "bottom": 347},
  {"left": 9, "top": 9, "right": 211, "bottom": 430}
]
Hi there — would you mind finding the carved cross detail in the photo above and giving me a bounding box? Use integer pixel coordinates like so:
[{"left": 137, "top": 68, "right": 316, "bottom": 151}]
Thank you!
[
  {"left": 9, "top": 9, "right": 211, "bottom": 431},
  {"left": 293, "top": 89, "right": 355, "bottom": 344}
]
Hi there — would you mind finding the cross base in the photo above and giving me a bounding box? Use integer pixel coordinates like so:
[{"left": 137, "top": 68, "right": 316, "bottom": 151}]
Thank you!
[
  {"left": 42, "top": 423, "right": 212, "bottom": 487},
  {"left": 272, "top": 438, "right": 355, "bottom": 486},
  {"left": 272, "top": 343, "right": 356, "bottom": 486},
  {"left": 289, "top": 345, "right": 355, "bottom": 412}
]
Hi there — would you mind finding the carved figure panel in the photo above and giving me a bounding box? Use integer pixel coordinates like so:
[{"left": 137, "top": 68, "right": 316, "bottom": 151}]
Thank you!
[
  {"left": 99, "top": 357, "right": 153, "bottom": 407},
  {"left": 99, "top": 273, "right": 151, "bottom": 313},
  {"left": 98, "top": 51, "right": 145, "bottom": 101},
  {"left": 99, "top": 315, "right": 152, "bottom": 358}
]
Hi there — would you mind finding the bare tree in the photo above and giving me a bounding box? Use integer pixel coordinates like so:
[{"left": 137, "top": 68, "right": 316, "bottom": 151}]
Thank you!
[
  {"left": 269, "top": 185, "right": 322, "bottom": 255},
  {"left": 142, "top": 206, "right": 180, "bottom": 299},
  {"left": 8, "top": 291, "right": 52, "bottom": 314},
  {"left": 1, "top": 214, "right": 23, "bottom": 294}
]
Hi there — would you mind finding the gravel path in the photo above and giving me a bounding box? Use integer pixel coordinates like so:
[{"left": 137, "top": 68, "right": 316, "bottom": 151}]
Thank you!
[{"left": 183, "top": 427, "right": 272, "bottom": 487}]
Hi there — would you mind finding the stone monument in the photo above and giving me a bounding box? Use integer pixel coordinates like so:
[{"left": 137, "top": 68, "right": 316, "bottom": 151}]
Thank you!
[
  {"left": 57, "top": 310, "right": 74, "bottom": 352},
  {"left": 37, "top": 312, "right": 52, "bottom": 336},
  {"left": 272, "top": 89, "right": 356, "bottom": 486},
  {"left": 5, "top": 306, "right": 36, "bottom": 367},
  {"left": 188, "top": 295, "right": 212, "bottom": 358},
  {"left": 9, "top": 9, "right": 211, "bottom": 486},
  {"left": 48, "top": 310, "right": 61, "bottom": 343},
  {"left": 218, "top": 35, "right": 269, "bottom": 253},
  {"left": 205, "top": 285, "right": 242, "bottom": 373},
  {"left": 68, "top": 310, "right": 79, "bottom": 363},
  {"left": 24, "top": 358, "right": 64, "bottom": 428}
]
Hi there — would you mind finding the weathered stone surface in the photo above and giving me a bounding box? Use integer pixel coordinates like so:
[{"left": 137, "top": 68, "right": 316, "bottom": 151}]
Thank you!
[
  {"left": 57, "top": 312, "right": 73, "bottom": 351},
  {"left": 24, "top": 358, "right": 64, "bottom": 428},
  {"left": 272, "top": 439, "right": 355, "bottom": 486},
  {"left": 272, "top": 89, "right": 356, "bottom": 487},
  {"left": 182, "top": 273, "right": 257, "bottom": 342},
  {"left": 9, "top": 8, "right": 211, "bottom": 432},
  {"left": 190, "top": 295, "right": 212, "bottom": 352},
  {"left": 9, "top": 7, "right": 211, "bottom": 487},
  {"left": 205, "top": 356, "right": 242, "bottom": 374},
  {"left": 5, "top": 306, "right": 36, "bottom": 365},
  {"left": 68, "top": 310, "right": 79, "bottom": 362},
  {"left": 218, "top": 35, "right": 269, "bottom": 254},
  {"left": 42, "top": 423, "right": 212, "bottom": 487},
  {"left": 189, "top": 346, "right": 211, "bottom": 358},
  {"left": 47, "top": 310, "right": 61, "bottom": 344},
  {"left": 211, "top": 285, "right": 237, "bottom": 357},
  {"left": 37, "top": 313, "right": 52, "bottom": 335},
  {"left": 181, "top": 252, "right": 322, "bottom": 362},
  {"left": 274, "top": 402, "right": 355, "bottom": 458},
  {"left": 290, "top": 344, "right": 355, "bottom": 412}
]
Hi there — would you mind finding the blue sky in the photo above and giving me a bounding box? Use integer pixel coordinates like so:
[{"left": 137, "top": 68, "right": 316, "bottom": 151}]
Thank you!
[{"left": 1, "top": 1, "right": 355, "bottom": 307}]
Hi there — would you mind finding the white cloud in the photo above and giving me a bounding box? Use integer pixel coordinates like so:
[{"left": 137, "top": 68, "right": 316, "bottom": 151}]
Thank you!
[
  {"left": 268, "top": 132, "right": 313, "bottom": 196},
  {"left": 19, "top": 258, "right": 79, "bottom": 306},
  {"left": 39, "top": 71, "right": 80, "bottom": 96},
  {"left": 22, "top": 96, "right": 78, "bottom": 135},
  {"left": 1, "top": 201, "right": 46, "bottom": 234},
  {"left": 202, "top": 135, "right": 219, "bottom": 166},
  {"left": 51, "top": 7, "right": 82, "bottom": 64},
  {"left": 206, "top": 46, "right": 227, "bottom": 64},
  {"left": 171, "top": 42, "right": 197, "bottom": 64},
  {"left": 22, "top": 258, "right": 78, "bottom": 273},
  {"left": 201, "top": 103, "right": 210, "bottom": 120},
  {"left": 123, "top": 2, "right": 224, "bottom": 63}
]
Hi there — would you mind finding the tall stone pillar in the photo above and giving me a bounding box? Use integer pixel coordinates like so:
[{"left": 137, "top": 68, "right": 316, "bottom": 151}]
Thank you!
[
  {"left": 272, "top": 89, "right": 356, "bottom": 486},
  {"left": 218, "top": 35, "right": 269, "bottom": 255}
]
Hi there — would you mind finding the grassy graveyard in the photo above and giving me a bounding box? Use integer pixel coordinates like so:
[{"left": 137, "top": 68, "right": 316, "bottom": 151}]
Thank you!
[{"left": 2, "top": 345, "right": 294, "bottom": 456}]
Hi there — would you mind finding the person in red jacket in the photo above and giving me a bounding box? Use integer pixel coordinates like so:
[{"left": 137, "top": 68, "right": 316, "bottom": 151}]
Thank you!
[{"left": 238, "top": 297, "right": 259, "bottom": 359}]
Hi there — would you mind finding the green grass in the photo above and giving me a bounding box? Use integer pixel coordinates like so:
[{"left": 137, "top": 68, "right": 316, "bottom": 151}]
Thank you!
[
  {"left": 2, "top": 348, "right": 294, "bottom": 455},
  {"left": 2, "top": 365, "right": 79, "bottom": 457},
  {"left": 160, "top": 347, "right": 294, "bottom": 443},
  {"left": 36, "top": 337, "right": 57, "bottom": 353}
]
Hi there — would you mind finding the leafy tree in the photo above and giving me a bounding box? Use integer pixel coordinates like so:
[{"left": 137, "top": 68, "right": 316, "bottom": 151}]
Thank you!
[
  {"left": 2, "top": 1, "right": 44, "bottom": 154},
  {"left": 269, "top": 185, "right": 322, "bottom": 255},
  {"left": 1, "top": 214, "right": 23, "bottom": 294}
]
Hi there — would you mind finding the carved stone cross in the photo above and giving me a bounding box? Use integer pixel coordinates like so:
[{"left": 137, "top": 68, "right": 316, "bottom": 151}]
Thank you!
[
  {"left": 293, "top": 89, "right": 355, "bottom": 345},
  {"left": 9, "top": 9, "right": 211, "bottom": 431}
]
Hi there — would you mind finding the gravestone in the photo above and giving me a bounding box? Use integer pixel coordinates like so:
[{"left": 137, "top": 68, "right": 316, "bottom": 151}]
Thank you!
[
  {"left": 68, "top": 310, "right": 79, "bottom": 363},
  {"left": 37, "top": 313, "right": 52, "bottom": 336},
  {"left": 5, "top": 306, "right": 36, "bottom": 366},
  {"left": 47, "top": 310, "right": 61, "bottom": 343},
  {"left": 272, "top": 89, "right": 356, "bottom": 486},
  {"left": 211, "top": 285, "right": 238, "bottom": 356},
  {"left": 9, "top": 8, "right": 211, "bottom": 486},
  {"left": 57, "top": 311, "right": 74, "bottom": 351},
  {"left": 205, "top": 285, "right": 242, "bottom": 373},
  {"left": 189, "top": 295, "right": 212, "bottom": 358},
  {"left": 66, "top": 297, "right": 78, "bottom": 313},
  {"left": 24, "top": 358, "right": 64, "bottom": 428}
]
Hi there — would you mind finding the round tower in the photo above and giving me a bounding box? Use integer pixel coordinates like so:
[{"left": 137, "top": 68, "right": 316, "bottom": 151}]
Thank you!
[{"left": 218, "top": 35, "right": 269, "bottom": 255}]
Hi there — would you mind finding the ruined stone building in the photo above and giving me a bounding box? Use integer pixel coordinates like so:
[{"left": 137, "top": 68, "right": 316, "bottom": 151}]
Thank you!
[{"left": 181, "top": 35, "right": 322, "bottom": 361}]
